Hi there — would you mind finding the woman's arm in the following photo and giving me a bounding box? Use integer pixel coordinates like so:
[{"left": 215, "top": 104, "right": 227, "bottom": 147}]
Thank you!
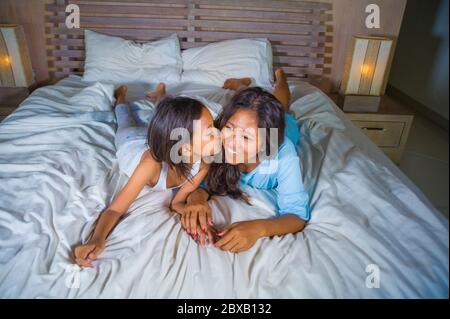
[
  {"left": 259, "top": 214, "right": 306, "bottom": 237},
  {"left": 216, "top": 144, "right": 309, "bottom": 253},
  {"left": 74, "top": 154, "right": 158, "bottom": 267},
  {"left": 215, "top": 215, "right": 306, "bottom": 254}
]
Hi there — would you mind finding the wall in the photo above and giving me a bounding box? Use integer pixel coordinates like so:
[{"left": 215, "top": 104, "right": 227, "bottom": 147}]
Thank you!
[
  {"left": 388, "top": 0, "right": 449, "bottom": 122},
  {"left": 0, "top": 0, "right": 407, "bottom": 92},
  {"left": 329, "top": 0, "right": 407, "bottom": 92}
]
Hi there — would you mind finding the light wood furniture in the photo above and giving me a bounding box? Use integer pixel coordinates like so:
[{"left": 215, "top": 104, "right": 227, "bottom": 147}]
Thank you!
[
  {"left": 340, "top": 35, "right": 394, "bottom": 113},
  {"left": 330, "top": 94, "right": 414, "bottom": 164},
  {"left": 45, "top": 0, "right": 332, "bottom": 86},
  {"left": 341, "top": 95, "right": 382, "bottom": 113},
  {"left": 0, "top": 87, "right": 29, "bottom": 122}
]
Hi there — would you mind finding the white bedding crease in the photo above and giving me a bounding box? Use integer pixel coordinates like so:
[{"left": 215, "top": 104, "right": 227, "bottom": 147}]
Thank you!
[{"left": 0, "top": 75, "right": 448, "bottom": 298}]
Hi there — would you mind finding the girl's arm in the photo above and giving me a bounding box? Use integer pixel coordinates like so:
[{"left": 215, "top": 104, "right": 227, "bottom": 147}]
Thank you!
[
  {"left": 74, "top": 154, "right": 158, "bottom": 267},
  {"left": 185, "top": 188, "right": 210, "bottom": 206},
  {"left": 93, "top": 155, "right": 158, "bottom": 240},
  {"left": 170, "top": 163, "right": 211, "bottom": 234}
]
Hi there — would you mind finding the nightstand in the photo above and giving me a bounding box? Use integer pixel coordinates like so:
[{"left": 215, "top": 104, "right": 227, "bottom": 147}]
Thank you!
[
  {"left": 0, "top": 87, "right": 30, "bottom": 122},
  {"left": 329, "top": 94, "right": 415, "bottom": 164}
]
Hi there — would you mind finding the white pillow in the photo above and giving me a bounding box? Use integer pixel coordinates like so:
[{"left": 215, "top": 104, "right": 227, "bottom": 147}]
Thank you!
[
  {"left": 83, "top": 30, "right": 182, "bottom": 84},
  {"left": 181, "top": 38, "right": 273, "bottom": 87}
]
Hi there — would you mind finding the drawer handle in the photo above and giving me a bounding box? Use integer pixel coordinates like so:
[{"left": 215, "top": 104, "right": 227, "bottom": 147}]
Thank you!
[{"left": 361, "top": 127, "right": 385, "bottom": 132}]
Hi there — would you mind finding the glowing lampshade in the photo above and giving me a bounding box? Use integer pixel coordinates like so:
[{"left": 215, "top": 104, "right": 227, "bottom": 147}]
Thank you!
[
  {"left": 0, "top": 24, "right": 34, "bottom": 87},
  {"left": 341, "top": 36, "right": 394, "bottom": 96}
]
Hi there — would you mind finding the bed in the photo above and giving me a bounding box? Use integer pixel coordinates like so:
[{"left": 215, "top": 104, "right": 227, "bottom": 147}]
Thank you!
[{"left": 0, "top": 0, "right": 448, "bottom": 298}]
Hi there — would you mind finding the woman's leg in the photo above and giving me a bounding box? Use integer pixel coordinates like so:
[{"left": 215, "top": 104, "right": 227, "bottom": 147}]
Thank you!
[
  {"left": 222, "top": 69, "right": 291, "bottom": 112},
  {"left": 146, "top": 83, "right": 167, "bottom": 104},
  {"left": 223, "top": 77, "right": 252, "bottom": 93},
  {"left": 272, "top": 69, "right": 291, "bottom": 113}
]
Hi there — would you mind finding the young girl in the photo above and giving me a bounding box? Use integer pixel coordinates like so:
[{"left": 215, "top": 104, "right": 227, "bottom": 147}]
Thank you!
[
  {"left": 189, "top": 69, "right": 310, "bottom": 254},
  {"left": 74, "top": 85, "right": 221, "bottom": 267}
]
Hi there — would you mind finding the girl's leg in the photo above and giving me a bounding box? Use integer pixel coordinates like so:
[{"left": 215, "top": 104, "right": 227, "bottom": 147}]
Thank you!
[
  {"left": 113, "top": 85, "right": 147, "bottom": 149},
  {"left": 112, "top": 86, "right": 149, "bottom": 178},
  {"left": 272, "top": 69, "right": 291, "bottom": 113},
  {"left": 114, "top": 85, "right": 136, "bottom": 128}
]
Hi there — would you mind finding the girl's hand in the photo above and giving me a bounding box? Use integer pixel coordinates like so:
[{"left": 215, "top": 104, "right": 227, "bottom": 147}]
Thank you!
[
  {"left": 73, "top": 240, "right": 106, "bottom": 268},
  {"left": 181, "top": 201, "right": 212, "bottom": 236},
  {"left": 215, "top": 220, "right": 266, "bottom": 254},
  {"left": 192, "top": 224, "right": 219, "bottom": 247}
]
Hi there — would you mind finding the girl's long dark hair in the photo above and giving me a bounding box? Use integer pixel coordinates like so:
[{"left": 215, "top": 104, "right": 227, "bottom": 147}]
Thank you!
[
  {"left": 205, "top": 87, "right": 285, "bottom": 201},
  {"left": 147, "top": 96, "right": 204, "bottom": 180}
]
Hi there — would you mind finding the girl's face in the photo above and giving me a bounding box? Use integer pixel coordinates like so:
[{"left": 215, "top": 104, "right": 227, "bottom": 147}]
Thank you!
[
  {"left": 189, "top": 106, "right": 222, "bottom": 160},
  {"left": 221, "top": 109, "right": 263, "bottom": 165}
]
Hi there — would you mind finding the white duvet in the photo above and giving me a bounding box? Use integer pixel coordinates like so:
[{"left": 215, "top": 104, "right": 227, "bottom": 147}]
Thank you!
[{"left": 0, "top": 76, "right": 448, "bottom": 298}]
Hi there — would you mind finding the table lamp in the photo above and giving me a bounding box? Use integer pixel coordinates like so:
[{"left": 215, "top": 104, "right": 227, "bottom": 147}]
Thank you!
[
  {"left": 0, "top": 24, "right": 34, "bottom": 88},
  {"left": 340, "top": 35, "right": 394, "bottom": 112}
]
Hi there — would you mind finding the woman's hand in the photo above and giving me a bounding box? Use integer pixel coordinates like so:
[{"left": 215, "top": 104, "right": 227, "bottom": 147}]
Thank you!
[
  {"left": 215, "top": 220, "right": 266, "bottom": 253},
  {"left": 215, "top": 215, "right": 306, "bottom": 253},
  {"left": 73, "top": 240, "right": 106, "bottom": 268}
]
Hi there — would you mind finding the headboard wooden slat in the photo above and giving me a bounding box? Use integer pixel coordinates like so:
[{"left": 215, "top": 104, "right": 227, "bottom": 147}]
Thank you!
[
  {"left": 46, "top": 4, "right": 190, "bottom": 16},
  {"left": 46, "top": 0, "right": 332, "bottom": 84},
  {"left": 193, "top": 0, "right": 331, "bottom": 10},
  {"left": 74, "top": 0, "right": 189, "bottom": 5},
  {"left": 191, "top": 8, "right": 330, "bottom": 22}
]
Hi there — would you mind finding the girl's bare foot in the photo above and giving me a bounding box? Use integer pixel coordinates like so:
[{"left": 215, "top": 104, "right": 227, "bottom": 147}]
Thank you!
[
  {"left": 114, "top": 85, "right": 128, "bottom": 106},
  {"left": 146, "top": 83, "right": 166, "bottom": 102},
  {"left": 222, "top": 78, "right": 252, "bottom": 90}
]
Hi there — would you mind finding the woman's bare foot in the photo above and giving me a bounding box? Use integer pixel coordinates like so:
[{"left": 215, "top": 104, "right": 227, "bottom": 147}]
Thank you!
[
  {"left": 273, "top": 69, "right": 291, "bottom": 112},
  {"left": 222, "top": 78, "right": 252, "bottom": 91},
  {"left": 146, "top": 83, "right": 166, "bottom": 102},
  {"left": 274, "top": 68, "right": 288, "bottom": 88},
  {"left": 114, "top": 85, "right": 128, "bottom": 106}
]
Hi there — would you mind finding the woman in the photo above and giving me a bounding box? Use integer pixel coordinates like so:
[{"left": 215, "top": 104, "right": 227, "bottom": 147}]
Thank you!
[{"left": 189, "top": 69, "right": 310, "bottom": 253}]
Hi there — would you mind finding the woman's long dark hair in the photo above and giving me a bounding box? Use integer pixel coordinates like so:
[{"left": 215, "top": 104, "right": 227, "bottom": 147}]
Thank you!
[
  {"left": 205, "top": 87, "right": 285, "bottom": 200},
  {"left": 147, "top": 96, "right": 204, "bottom": 180}
]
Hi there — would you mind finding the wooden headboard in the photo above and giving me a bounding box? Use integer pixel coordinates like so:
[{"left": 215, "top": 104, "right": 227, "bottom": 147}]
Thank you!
[{"left": 45, "top": 0, "right": 332, "bottom": 85}]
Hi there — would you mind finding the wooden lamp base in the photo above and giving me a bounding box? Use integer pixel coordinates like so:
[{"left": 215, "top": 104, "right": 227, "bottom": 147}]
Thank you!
[{"left": 342, "top": 95, "right": 382, "bottom": 113}]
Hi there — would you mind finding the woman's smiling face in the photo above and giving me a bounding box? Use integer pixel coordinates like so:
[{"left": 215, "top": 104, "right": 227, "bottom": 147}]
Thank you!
[{"left": 221, "top": 108, "right": 263, "bottom": 165}]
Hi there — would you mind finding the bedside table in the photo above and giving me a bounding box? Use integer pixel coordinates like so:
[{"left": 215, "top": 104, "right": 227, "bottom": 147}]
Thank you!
[
  {"left": 0, "top": 87, "right": 30, "bottom": 122},
  {"left": 329, "top": 94, "right": 415, "bottom": 164}
]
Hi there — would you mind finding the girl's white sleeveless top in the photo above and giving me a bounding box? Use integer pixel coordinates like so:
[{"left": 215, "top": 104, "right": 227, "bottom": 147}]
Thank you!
[{"left": 152, "top": 160, "right": 201, "bottom": 191}]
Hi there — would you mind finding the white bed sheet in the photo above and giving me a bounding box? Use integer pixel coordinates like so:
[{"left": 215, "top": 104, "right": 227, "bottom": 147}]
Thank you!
[{"left": 0, "top": 75, "right": 447, "bottom": 298}]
